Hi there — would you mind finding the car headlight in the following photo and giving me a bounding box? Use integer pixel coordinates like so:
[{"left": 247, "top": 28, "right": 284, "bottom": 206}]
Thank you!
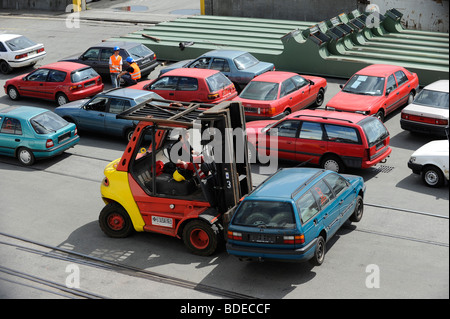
[{"left": 326, "top": 106, "right": 335, "bottom": 111}]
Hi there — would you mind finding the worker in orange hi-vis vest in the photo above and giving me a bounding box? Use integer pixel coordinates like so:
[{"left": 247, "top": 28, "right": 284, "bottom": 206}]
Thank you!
[
  {"left": 109, "top": 46, "right": 122, "bottom": 88},
  {"left": 117, "top": 57, "right": 141, "bottom": 87}
]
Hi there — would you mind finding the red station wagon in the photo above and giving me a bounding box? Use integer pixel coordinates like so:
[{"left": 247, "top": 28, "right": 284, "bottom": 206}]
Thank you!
[
  {"left": 129, "top": 68, "right": 237, "bottom": 104},
  {"left": 326, "top": 64, "right": 419, "bottom": 122},
  {"left": 4, "top": 62, "right": 104, "bottom": 106},
  {"left": 246, "top": 109, "right": 392, "bottom": 173}
]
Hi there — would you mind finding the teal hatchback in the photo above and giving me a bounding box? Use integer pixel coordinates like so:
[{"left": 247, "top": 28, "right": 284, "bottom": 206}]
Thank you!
[
  {"left": 226, "top": 168, "right": 365, "bottom": 265},
  {"left": 0, "top": 106, "right": 79, "bottom": 165}
]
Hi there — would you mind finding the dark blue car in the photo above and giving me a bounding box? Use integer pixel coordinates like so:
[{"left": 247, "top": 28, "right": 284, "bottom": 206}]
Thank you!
[
  {"left": 159, "top": 50, "right": 275, "bottom": 91},
  {"left": 55, "top": 88, "right": 163, "bottom": 141},
  {"left": 226, "top": 168, "right": 365, "bottom": 265},
  {"left": 0, "top": 106, "right": 79, "bottom": 165}
]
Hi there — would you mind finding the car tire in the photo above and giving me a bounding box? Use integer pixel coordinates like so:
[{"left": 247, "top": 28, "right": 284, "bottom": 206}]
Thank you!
[
  {"left": 349, "top": 195, "right": 364, "bottom": 222},
  {"left": 375, "top": 109, "right": 385, "bottom": 122},
  {"left": 422, "top": 165, "right": 445, "bottom": 188},
  {"left": 0, "top": 60, "right": 12, "bottom": 74},
  {"left": 125, "top": 128, "right": 135, "bottom": 141},
  {"left": 313, "top": 88, "right": 325, "bottom": 107},
  {"left": 182, "top": 220, "right": 219, "bottom": 256},
  {"left": 309, "top": 235, "right": 326, "bottom": 266},
  {"left": 7, "top": 86, "right": 20, "bottom": 101},
  {"left": 56, "top": 93, "right": 69, "bottom": 106},
  {"left": 407, "top": 91, "right": 415, "bottom": 105},
  {"left": 99, "top": 203, "right": 134, "bottom": 238},
  {"left": 321, "top": 155, "right": 345, "bottom": 173},
  {"left": 17, "top": 147, "right": 35, "bottom": 166}
]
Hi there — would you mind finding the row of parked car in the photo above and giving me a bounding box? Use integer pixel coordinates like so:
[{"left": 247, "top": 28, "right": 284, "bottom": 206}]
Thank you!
[{"left": 0, "top": 35, "right": 448, "bottom": 187}]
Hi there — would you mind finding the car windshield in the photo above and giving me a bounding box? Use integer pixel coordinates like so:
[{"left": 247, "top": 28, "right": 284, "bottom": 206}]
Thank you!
[
  {"left": 342, "top": 75, "right": 385, "bottom": 96},
  {"left": 206, "top": 72, "right": 232, "bottom": 92},
  {"left": 359, "top": 116, "right": 389, "bottom": 146},
  {"left": 5, "top": 36, "right": 37, "bottom": 51},
  {"left": 233, "top": 52, "right": 259, "bottom": 70},
  {"left": 239, "top": 81, "right": 279, "bottom": 100},
  {"left": 232, "top": 200, "right": 296, "bottom": 229},
  {"left": 413, "top": 89, "right": 449, "bottom": 109},
  {"left": 31, "top": 111, "right": 68, "bottom": 134},
  {"left": 128, "top": 44, "right": 154, "bottom": 59},
  {"left": 71, "top": 67, "right": 99, "bottom": 83}
]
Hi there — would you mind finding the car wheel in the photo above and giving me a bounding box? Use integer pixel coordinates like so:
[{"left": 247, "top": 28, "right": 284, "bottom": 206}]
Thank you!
[
  {"left": 7, "top": 86, "right": 20, "bottom": 101},
  {"left": 17, "top": 147, "right": 35, "bottom": 166},
  {"left": 283, "top": 108, "right": 291, "bottom": 117},
  {"left": 422, "top": 165, "right": 445, "bottom": 188},
  {"left": 309, "top": 235, "right": 326, "bottom": 266},
  {"left": 321, "top": 155, "right": 345, "bottom": 173},
  {"left": 56, "top": 93, "right": 69, "bottom": 106},
  {"left": 125, "top": 128, "right": 135, "bottom": 141},
  {"left": 375, "top": 109, "right": 385, "bottom": 122},
  {"left": 313, "top": 88, "right": 325, "bottom": 107},
  {"left": 407, "top": 91, "right": 415, "bottom": 105},
  {"left": 182, "top": 220, "right": 219, "bottom": 256},
  {"left": 349, "top": 195, "right": 364, "bottom": 222},
  {"left": 0, "top": 60, "right": 12, "bottom": 74},
  {"left": 98, "top": 203, "right": 134, "bottom": 238}
]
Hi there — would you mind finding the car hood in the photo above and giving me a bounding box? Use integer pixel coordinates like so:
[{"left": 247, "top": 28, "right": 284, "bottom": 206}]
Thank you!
[
  {"left": 412, "top": 140, "right": 449, "bottom": 157},
  {"left": 59, "top": 53, "right": 82, "bottom": 62},
  {"left": 245, "top": 120, "right": 276, "bottom": 141},
  {"left": 159, "top": 59, "right": 192, "bottom": 75},
  {"left": 327, "top": 91, "right": 383, "bottom": 112},
  {"left": 402, "top": 102, "right": 449, "bottom": 119},
  {"left": 55, "top": 99, "right": 88, "bottom": 112},
  {"left": 128, "top": 79, "right": 154, "bottom": 90}
]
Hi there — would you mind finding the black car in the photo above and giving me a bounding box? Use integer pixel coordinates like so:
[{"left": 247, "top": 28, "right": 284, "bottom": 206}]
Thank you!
[{"left": 60, "top": 41, "right": 159, "bottom": 80}]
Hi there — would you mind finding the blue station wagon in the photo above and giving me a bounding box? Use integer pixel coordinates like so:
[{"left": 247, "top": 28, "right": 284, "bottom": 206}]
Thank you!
[
  {"left": 226, "top": 168, "right": 365, "bottom": 265},
  {"left": 0, "top": 106, "right": 79, "bottom": 165},
  {"left": 55, "top": 88, "right": 163, "bottom": 141}
]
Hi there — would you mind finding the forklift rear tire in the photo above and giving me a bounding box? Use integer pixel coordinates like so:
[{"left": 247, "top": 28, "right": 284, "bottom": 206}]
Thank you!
[
  {"left": 99, "top": 203, "right": 134, "bottom": 238},
  {"left": 182, "top": 220, "right": 219, "bottom": 256}
]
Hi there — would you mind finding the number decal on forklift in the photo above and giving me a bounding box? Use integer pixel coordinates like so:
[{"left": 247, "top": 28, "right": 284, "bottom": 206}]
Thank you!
[{"left": 151, "top": 216, "right": 173, "bottom": 228}]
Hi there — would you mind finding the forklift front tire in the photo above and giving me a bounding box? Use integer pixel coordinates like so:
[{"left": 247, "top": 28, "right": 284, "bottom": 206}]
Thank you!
[
  {"left": 182, "top": 220, "right": 219, "bottom": 256},
  {"left": 99, "top": 203, "right": 134, "bottom": 238}
]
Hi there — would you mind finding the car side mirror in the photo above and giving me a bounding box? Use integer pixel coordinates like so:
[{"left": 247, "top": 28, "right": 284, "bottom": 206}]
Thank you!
[
  {"left": 22, "top": 76, "right": 27, "bottom": 81},
  {"left": 309, "top": 80, "right": 315, "bottom": 86},
  {"left": 79, "top": 55, "right": 86, "bottom": 61},
  {"left": 385, "top": 88, "right": 392, "bottom": 96},
  {"left": 339, "top": 84, "right": 344, "bottom": 89}
]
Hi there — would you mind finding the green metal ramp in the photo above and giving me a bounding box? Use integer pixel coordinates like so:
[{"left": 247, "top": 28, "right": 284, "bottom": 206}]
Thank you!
[{"left": 111, "top": 8, "right": 448, "bottom": 86}]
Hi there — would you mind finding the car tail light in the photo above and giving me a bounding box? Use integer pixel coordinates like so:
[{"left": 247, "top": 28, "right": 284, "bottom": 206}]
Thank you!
[
  {"left": 69, "top": 84, "right": 83, "bottom": 91},
  {"left": 46, "top": 139, "right": 54, "bottom": 148},
  {"left": 37, "top": 48, "right": 45, "bottom": 53},
  {"left": 15, "top": 53, "right": 28, "bottom": 59},
  {"left": 208, "top": 93, "right": 220, "bottom": 100},
  {"left": 227, "top": 231, "right": 242, "bottom": 241},
  {"left": 97, "top": 77, "right": 102, "bottom": 84},
  {"left": 259, "top": 107, "right": 276, "bottom": 115},
  {"left": 152, "top": 54, "right": 157, "bottom": 60},
  {"left": 283, "top": 235, "right": 304, "bottom": 244},
  {"left": 402, "top": 113, "right": 448, "bottom": 125},
  {"left": 74, "top": 127, "right": 78, "bottom": 136}
]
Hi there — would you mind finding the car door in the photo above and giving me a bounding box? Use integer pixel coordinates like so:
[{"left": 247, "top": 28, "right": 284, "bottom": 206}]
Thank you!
[
  {"left": 310, "top": 178, "right": 340, "bottom": 237},
  {"left": 44, "top": 69, "right": 67, "bottom": 100},
  {"left": 79, "top": 48, "right": 101, "bottom": 72},
  {"left": 296, "top": 190, "right": 323, "bottom": 247},
  {"left": 210, "top": 58, "right": 231, "bottom": 79},
  {"left": 148, "top": 76, "right": 179, "bottom": 100},
  {"left": 0, "top": 117, "right": 23, "bottom": 156},
  {"left": 19, "top": 68, "right": 49, "bottom": 98},
  {"left": 384, "top": 73, "right": 400, "bottom": 115},
  {"left": 291, "top": 75, "right": 314, "bottom": 109},
  {"left": 99, "top": 48, "right": 115, "bottom": 76},
  {"left": 394, "top": 70, "right": 411, "bottom": 105},
  {"left": 279, "top": 78, "right": 300, "bottom": 112},
  {"left": 323, "top": 173, "right": 355, "bottom": 227},
  {"left": 105, "top": 98, "right": 133, "bottom": 136},
  {"left": 296, "top": 121, "right": 327, "bottom": 165},
  {"left": 175, "top": 76, "right": 200, "bottom": 101},
  {"left": 77, "top": 96, "right": 108, "bottom": 132},
  {"left": 266, "top": 119, "right": 301, "bottom": 161}
]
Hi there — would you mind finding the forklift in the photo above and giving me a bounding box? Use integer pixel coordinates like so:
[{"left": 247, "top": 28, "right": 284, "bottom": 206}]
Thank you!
[{"left": 98, "top": 99, "right": 253, "bottom": 256}]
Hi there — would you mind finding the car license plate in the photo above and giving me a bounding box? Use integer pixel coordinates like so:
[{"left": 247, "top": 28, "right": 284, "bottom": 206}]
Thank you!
[
  {"left": 58, "top": 132, "right": 71, "bottom": 143},
  {"left": 142, "top": 58, "right": 150, "bottom": 64},
  {"left": 151, "top": 216, "right": 173, "bottom": 228},
  {"left": 249, "top": 234, "right": 275, "bottom": 244}
]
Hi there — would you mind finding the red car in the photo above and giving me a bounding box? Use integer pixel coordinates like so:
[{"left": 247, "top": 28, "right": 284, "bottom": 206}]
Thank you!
[
  {"left": 4, "top": 62, "right": 104, "bottom": 106},
  {"left": 234, "top": 71, "right": 327, "bottom": 120},
  {"left": 246, "top": 109, "right": 392, "bottom": 173},
  {"left": 129, "top": 68, "right": 237, "bottom": 104},
  {"left": 326, "top": 64, "right": 419, "bottom": 121}
]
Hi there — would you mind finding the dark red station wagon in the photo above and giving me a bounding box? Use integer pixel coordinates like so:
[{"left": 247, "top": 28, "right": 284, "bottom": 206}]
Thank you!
[{"left": 246, "top": 109, "right": 392, "bottom": 172}]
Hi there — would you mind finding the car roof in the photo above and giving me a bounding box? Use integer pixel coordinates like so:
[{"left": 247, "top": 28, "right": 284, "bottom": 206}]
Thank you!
[
  {"left": 356, "top": 64, "right": 403, "bottom": 77},
  {"left": 39, "top": 61, "right": 92, "bottom": 72},
  {"left": 287, "top": 109, "right": 367, "bottom": 124},
  {"left": 200, "top": 50, "right": 248, "bottom": 58},
  {"left": 423, "top": 80, "right": 449, "bottom": 93},
  {"left": 100, "top": 88, "right": 158, "bottom": 99},
  {"left": 0, "top": 105, "right": 47, "bottom": 119},
  {"left": 247, "top": 168, "right": 327, "bottom": 201},
  {"left": 91, "top": 41, "right": 141, "bottom": 49},
  {"left": 253, "top": 71, "right": 299, "bottom": 82},
  {"left": 163, "top": 68, "right": 220, "bottom": 77},
  {"left": 0, "top": 34, "right": 23, "bottom": 42}
]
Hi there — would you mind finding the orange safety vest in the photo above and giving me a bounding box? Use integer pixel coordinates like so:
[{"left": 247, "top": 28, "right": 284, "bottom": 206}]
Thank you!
[
  {"left": 109, "top": 55, "right": 122, "bottom": 73},
  {"left": 129, "top": 62, "right": 141, "bottom": 80}
]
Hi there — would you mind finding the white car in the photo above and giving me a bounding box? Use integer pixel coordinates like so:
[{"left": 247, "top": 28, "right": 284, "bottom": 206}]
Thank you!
[
  {"left": 0, "top": 34, "right": 46, "bottom": 74},
  {"left": 408, "top": 140, "right": 449, "bottom": 187},
  {"left": 401, "top": 80, "right": 449, "bottom": 138}
]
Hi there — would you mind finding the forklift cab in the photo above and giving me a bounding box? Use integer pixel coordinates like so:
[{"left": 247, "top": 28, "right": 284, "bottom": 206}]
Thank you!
[{"left": 99, "top": 98, "right": 252, "bottom": 256}]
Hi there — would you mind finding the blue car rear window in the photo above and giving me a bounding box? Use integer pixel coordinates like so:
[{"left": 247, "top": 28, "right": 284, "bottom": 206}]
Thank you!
[{"left": 233, "top": 200, "right": 296, "bottom": 229}]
